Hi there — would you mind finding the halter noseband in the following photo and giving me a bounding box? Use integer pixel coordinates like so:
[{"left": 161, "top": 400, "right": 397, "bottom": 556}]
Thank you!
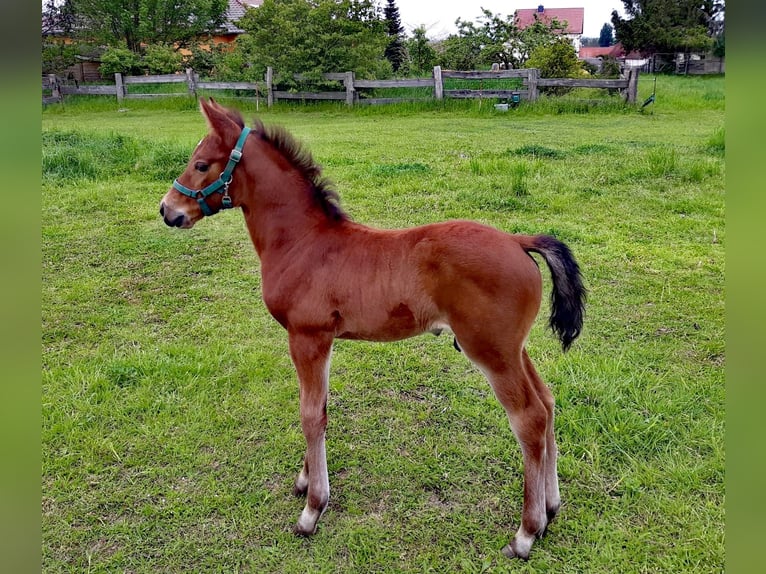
[{"left": 172, "top": 127, "right": 252, "bottom": 216}]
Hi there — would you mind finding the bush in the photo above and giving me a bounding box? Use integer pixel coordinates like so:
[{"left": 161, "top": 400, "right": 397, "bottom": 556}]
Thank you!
[
  {"left": 599, "top": 55, "right": 622, "bottom": 78},
  {"left": 99, "top": 46, "right": 141, "bottom": 76},
  {"left": 526, "top": 37, "right": 583, "bottom": 95},
  {"left": 186, "top": 44, "right": 219, "bottom": 78},
  {"left": 142, "top": 44, "right": 183, "bottom": 75},
  {"left": 211, "top": 48, "right": 256, "bottom": 82},
  {"left": 42, "top": 41, "right": 80, "bottom": 75},
  {"left": 527, "top": 37, "right": 582, "bottom": 78},
  {"left": 581, "top": 60, "right": 598, "bottom": 76},
  {"left": 435, "top": 34, "right": 479, "bottom": 72}
]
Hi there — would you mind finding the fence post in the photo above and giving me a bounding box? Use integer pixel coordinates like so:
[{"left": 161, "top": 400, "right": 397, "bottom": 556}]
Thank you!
[
  {"left": 433, "top": 66, "right": 443, "bottom": 100},
  {"left": 344, "top": 71, "right": 355, "bottom": 106},
  {"left": 48, "top": 74, "right": 61, "bottom": 102},
  {"left": 526, "top": 68, "right": 539, "bottom": 102},
  {"left": 626, "top": 67, "right": 639, "bottom": 103},
  {"left": 266, "top": 67, "right": 274, "bottom": 107},
  {"left": 185, "top": 67, "right": 197, "bottom": 98},
  {"left": 115, "top": 73, "right": 124, "bottom": 105}
]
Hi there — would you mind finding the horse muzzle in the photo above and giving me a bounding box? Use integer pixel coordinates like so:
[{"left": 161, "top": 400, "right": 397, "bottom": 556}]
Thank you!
[{"left": 159, "top": 201, "right": 194, "bottom": 229}]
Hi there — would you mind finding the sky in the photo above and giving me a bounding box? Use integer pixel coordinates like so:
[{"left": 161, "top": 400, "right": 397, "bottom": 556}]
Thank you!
[{"left": 392, "top": 0, "right": 627, "bottom": 39}]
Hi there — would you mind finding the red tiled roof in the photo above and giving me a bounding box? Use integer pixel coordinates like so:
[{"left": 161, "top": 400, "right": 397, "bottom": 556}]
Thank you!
[
  {"left": 579, "top": 45, "right": 624, "bottom": 59},
  {"left": 515, "top": 6, "right": 584, "bottom": 35},
  {"left": 578, "top": 43, "right": 644, "bottom": 60}
]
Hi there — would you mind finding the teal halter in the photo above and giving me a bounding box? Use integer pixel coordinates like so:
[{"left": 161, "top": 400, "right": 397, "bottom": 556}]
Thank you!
[{"left": 172, "top": 127, "right": 251, "bottom": 216}]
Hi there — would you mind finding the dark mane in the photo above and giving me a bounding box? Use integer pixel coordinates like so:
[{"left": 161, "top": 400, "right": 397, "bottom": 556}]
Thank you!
[
  {"left": 252, "top": 119, "right": 348, "bottom": 222},
  {"left": 225, "top": 108, "right": 245, "bottom": 129}
]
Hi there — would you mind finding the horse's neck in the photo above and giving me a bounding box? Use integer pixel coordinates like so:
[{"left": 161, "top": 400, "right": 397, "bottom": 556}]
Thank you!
[{"left": 240, "top": 167, "right": 329, "bottom": 258}]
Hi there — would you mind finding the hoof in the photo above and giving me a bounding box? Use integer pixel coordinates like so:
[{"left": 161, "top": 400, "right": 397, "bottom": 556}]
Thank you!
[
  {"left": 546, "top": 503, "right": 561, "bottom": 523},
  {"left": 293, "top": 522, "right": 317, "bottom": 537},
  {"left": 293, "top": 504, "right": 325, "bottom": 537},
  {"left": 539, "top": 504, "right": 560, "bottom": 538},
  {"left": 501, "top": 543, "right": 529, "bottom": 561}
]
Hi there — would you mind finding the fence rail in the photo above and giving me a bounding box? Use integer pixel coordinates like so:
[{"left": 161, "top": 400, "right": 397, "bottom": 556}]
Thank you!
[
  {"left": 122, "top": 73, "right": 187, "bottom": 85},
  {"left": 43, "top": 66, "right": 639, "bottom": 106},
  {"left": 441, "top": 69, "right": 532, "bottom": 79},
  {"left": 446, "top": 90, "right": 532, "bottom": 99},
  {"left": 354, "top": 78, "right": 436, "bottom": 88}
]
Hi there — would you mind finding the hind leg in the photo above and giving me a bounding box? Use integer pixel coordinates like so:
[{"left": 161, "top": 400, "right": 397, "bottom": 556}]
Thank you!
[
  {"left": 491, "top": 365, "right": 550, "bottom": 560},
  {"left": 454, "top": 331, "right": 550, "bottom": 560},
  {"left": 523, "top": 349, "right": 560, "bottom": 527}
]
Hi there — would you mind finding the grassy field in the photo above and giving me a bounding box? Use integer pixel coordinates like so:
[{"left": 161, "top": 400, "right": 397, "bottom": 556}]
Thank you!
[{"left": 42, "top": 75, "right": 724, "bottom": 573}]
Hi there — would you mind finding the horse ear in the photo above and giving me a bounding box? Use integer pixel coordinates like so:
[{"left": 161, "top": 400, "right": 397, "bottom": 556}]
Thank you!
[{"left": 199, "top": 98, "right": 238, "bottom": 144}]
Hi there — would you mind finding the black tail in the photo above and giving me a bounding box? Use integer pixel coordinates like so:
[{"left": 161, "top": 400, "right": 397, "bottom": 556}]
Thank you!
[{"left": 522, "top": 235, "right": 586, "bottom": 351}]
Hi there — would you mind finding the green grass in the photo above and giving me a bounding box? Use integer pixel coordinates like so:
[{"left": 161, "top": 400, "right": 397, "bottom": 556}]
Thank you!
[{"left": 42, "top": 74, "right": 724, "bottom": 573}]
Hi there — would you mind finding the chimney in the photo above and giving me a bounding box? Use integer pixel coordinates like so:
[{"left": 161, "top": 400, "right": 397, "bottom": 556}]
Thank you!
[{"left": 538, "top": 5, "right": 544, "bottom": 12}]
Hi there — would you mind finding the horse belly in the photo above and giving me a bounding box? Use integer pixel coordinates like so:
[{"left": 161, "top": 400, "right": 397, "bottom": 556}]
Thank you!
[{"left": 335, "top": 301, "right": 427, "bottom": 342}]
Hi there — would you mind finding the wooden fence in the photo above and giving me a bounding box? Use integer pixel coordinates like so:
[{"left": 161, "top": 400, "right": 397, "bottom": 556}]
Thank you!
[
  {"left": 43, "top": 70, "right": 264, "bottom": 105},
  {"left": 265, "top": 66, "right": 638, "bottom": 105},
  {"left": 43, "top": 74, "right": 119, "bottom": 104},
  {"left": 43, "top": 66, "right": 638, "bottom": 106}
]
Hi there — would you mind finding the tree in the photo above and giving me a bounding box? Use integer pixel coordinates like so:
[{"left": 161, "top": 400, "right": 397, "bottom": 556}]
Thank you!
[
  {"left": 580, "top": 37, "right": 600, "bottom": 47},
  {"left": 526, "top": 36, "right": 582, "bottom": 88},
  {"left": 70, "top": 0, "right": 228, "bottom": 53},
  {"left": 42, "top": 0, "right": 78, "bottom": 37},
  {"left": 42, "top": 0, "right": 83, "bottom": 74},
  {"left": 435, "top": 20, "right": 482, "bottom": 70},
  {"left": 712, "top": 31, "right": 724, "bottom": 57},
  {"left": 235, "top": 0, "right": 389, "bottom": 83},
  {"left": 405, "top": 25, "right": 436, "bottom": 75},
  {"left": 701, "top": 1, "right": 725, "bottom": 56},
  {"left": 599, "top": 23, "right": 614, "bottom": 47},
  {"left": 442, "top": 9, "right": 563, "bottom": 70},
  {"left": 611, "top": 0, "right": 724, "bottom": 55},
  {"left": 383, "top": 0, "right": 406, "bottom": 73},
  {"left": 513, "top": 16, "right": 566, "bottom": 68},
  {"left": 470, "top": 9, "right": 517, "bottom": 70}
]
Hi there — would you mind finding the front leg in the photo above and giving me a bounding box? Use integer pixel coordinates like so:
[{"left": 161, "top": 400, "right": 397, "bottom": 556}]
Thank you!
[{"left": 288, "top": 330, "right": 333, "bottom": 536}]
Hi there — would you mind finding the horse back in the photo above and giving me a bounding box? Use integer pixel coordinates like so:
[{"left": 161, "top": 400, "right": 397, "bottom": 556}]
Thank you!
[{"left": 261, "top": 219, "right": 543, "bottom": 342}]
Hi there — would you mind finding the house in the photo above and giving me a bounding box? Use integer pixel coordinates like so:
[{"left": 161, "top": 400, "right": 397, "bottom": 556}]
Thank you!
[
  {"left": 173, "top": 0, "right": 262, "bottom": 58},
  {"left": 578, "top": 45, "right": 623, "bottom": 60},
  {"left": 579, "top": 43, "right": 623, "bottom": 73},
  {"left": 515, "top": 5, "right": 584, "bottom": 52},
  {"left": 578, "top": 43, "right": 647, "bottom": 71},
  {"left": 212, "top": 0, "right": 263, "bottom": 45},
  {"left": 42, "top": 12, "right": 105, "bottom": 81}
]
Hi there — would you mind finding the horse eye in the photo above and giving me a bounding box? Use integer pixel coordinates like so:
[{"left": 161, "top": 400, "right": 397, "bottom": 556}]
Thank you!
[{"left": 195, "top": 162, "right": 209, "bottom": 173}]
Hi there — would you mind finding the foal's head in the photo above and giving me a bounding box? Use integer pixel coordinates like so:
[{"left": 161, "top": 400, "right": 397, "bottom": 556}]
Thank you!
[{"left": 160, "top": 98, "right": 246, "bottom": 228}]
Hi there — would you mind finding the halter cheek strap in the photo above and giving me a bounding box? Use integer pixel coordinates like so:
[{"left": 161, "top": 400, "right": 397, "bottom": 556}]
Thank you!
[{"left": 172, "top": 127, "right": 252, "bottom": 216}]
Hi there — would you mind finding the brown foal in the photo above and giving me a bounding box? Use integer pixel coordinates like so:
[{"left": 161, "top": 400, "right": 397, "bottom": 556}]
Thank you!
[{"left": 160, "top": 98, "right": 585, "bottom": 560}]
